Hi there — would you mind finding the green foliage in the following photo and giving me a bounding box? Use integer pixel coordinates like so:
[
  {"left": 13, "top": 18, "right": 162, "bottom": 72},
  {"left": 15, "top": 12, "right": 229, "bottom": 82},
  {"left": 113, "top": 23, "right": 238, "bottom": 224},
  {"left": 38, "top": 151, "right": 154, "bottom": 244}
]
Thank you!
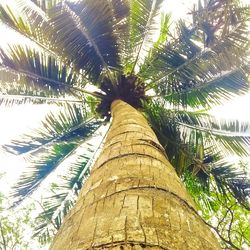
[
  {"left": 125, "top": 0, "right": 164, "bottom": 72},
  {"left": 0, "top": 45, "right": 87, "bottom": 107},
  {"left": 0, "top": 176, "right": 40, "bottom": 250},
  {"left": 184, "top": 164, "right": 250, "bottom": 249},
  {"left": 144, "top": 101, "right": 250, "bottom": 210}
]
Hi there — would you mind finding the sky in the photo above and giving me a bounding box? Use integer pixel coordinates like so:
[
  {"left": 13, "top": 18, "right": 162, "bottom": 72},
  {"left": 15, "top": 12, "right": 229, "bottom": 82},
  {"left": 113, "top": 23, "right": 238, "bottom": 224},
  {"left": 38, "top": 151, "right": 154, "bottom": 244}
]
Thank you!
[{"left": 0, "top": 0, "right": 250, "bottom": 195}]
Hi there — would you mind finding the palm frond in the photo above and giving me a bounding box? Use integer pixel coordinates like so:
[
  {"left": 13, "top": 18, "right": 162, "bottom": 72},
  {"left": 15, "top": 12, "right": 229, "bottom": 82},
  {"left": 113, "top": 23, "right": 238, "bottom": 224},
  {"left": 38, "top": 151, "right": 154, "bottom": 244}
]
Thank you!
[
  {"left": 144, "top": 101, "right": 195, "bottom": 174},
  {"left": 0, "top": 1, "right": 57, "bottom": 56},
  {"left": 169, "top": 108, "right": 250, "bottom": 134},
  {"left": 48, "top": 0, "right": 120, "bottom": 80},
  {"left": 210, "top": 161, "right": 250, "bottom": 209},
  {"left": 0, "top": 0, "right": 97, "bottom": 84},
  {"left": 139, "top": 21, "right": 201, "bottom": 82},
  {"left": 0, "top": 0, "right": 120, "bottom": 79},
  {"left": 138, "top": 12, "right": 171, "bottom": 85},
  {"left": 4, "top": 103, "right": 91, "bottom": 155},
  {"left": 176, "top": 106, "right": 250, "bottom": 157},
  {"left": 182, "top": 159, "right": 250, "bottom": 211},
  {"left": 153, "top": 12, "right": 171, "bottom": 49},
  {"left": 147, "top": 20, "right": 249, "bottom": 89},
  {"left": 139, "top": 6, "right": 250, "bottom": 109},
  {"left": 126, "top": 0, "right": 164, "bottom": 73},
  {"left": 0, "top": 45, "right": 88, "bottom": 98},
  {"left": 10, "top": 117, "right": 102, "bottom": 204},
  {"left": 163, "top": 68, "right": 249, "bottom": 108},
  {"left": 180, "top": 120, "right": 250, "bottom": 157},
  {"left": 0, "top": 67, "right": 60, "bottom": 99},
  {"left": 102, "top": 0, "right": 129, "bottom": 67},
  {"left": 32, "top": 124, "right": 109, "bottom": 244},
  {"left": 192, "top": 0, "right": 250, "bottom": 47},
  {"left": 144, "top": 101, "right": 250, "bottom": 176},
  {"left": 0, "top": 64, "right": 82, "bottom": 107}
]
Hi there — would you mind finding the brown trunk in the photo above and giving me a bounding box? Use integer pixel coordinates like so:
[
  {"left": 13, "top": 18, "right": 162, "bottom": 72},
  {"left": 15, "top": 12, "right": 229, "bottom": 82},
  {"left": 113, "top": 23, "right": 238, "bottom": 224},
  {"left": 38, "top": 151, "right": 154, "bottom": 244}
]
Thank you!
[{"left": 50, "top": 100, "right": 220, "bottom": 250}]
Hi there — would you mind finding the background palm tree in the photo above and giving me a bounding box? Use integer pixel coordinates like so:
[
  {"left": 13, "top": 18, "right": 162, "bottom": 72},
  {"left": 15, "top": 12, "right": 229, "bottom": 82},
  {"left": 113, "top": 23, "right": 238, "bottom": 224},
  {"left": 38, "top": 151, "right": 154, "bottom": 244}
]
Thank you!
[{"left": 0, "top": 0, "right": 249, "bottom": 248}]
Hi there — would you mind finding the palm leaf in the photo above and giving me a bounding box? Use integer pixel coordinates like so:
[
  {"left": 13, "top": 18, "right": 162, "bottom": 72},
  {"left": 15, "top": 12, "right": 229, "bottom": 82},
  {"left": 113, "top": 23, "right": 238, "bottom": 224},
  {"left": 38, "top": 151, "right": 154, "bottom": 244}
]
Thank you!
[
  {"left": 0, "top": 0, "right": 121, "bottom": 79},
  {"left": 106, "top": 0, "right": 129, "bottom": 64},
  {"left": 182, "top": 159, "right": 250, "bottom": 211},
  {"left": 126, "top": 0, "right": 164, "bottom": 73},
  {"left": 4, "top": 103, "right": 91, "bottom": 155},
  {"left": 180, "top": 121, "right": 250, "bottom": 157},
  {"left": 144, "top": 102, "right": 250, "bottom": 175},
  {"left": 210, "top": 161, "right": 250, "bottom": 208},
  {"left": 140, "top": 11, "right": 250, "bottom": 110},
  {"left": 0, "top": 65, "right": 83, "bottom": 107},
  {"left": 139, "top": 21, "right": 201, "bottom": 83},
  {"left": 48, "top": 0, "right": 120, "bottom": 80},
  {"left": 0, "top": 67, "right": 61, "bottom": 100},
  {"left": 145, "top": 21, "right": 249, "bottom": 90},
  {"left": 0, "top": 45, "right": 87, "bottom": 99},
  {"left": 192, "top": 0, "right": 250, "bottom": 47},
  {"left": 153, "top": 12, "right": 171, "bottom": 49},
  {"left": 33, "top": 124, "right": 109, "bottom": 244},
  {"left": 163, "top": 68, "right": 249, "bottom": 108},
  {"left": 176, "top": 107, "right": 250, "bottom": 157},
  {"left": 10, "top": 117, "right": 102, "bottom": 204},
  {"left": 0, "top": 1, "right": 57, "bottom": 57},
  {"left": 144, "top": 102, "right": 196, "bottom": 174}
]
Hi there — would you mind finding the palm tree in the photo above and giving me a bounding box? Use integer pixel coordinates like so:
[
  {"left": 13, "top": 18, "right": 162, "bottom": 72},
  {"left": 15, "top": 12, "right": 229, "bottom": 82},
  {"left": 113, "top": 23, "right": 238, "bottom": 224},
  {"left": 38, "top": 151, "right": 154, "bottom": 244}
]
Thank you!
[{"left": 0, "top": 0, "right": 249, "bottom": 249}]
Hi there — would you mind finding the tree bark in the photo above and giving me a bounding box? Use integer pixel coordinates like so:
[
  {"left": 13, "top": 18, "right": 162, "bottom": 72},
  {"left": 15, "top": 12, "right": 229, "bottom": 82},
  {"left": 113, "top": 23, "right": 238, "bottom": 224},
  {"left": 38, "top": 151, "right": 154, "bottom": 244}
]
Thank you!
[{"left": 50, "top": 100, "right": 221, "bottom": 250}]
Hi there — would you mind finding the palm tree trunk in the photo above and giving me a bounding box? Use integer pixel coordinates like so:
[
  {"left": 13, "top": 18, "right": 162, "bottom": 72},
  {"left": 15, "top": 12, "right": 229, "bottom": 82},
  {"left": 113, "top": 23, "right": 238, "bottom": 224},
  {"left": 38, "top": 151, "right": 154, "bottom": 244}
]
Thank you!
[{"left": 50, "top": 100, "right": 220, "bottom": 250}]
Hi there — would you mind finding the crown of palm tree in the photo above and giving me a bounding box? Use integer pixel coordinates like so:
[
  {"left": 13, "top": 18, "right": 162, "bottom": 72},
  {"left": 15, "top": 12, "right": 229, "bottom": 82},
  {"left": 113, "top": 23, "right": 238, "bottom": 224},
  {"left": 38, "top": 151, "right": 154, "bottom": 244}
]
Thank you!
[{"left": 0, "top": 0, "right": 249, "bottom": 244}]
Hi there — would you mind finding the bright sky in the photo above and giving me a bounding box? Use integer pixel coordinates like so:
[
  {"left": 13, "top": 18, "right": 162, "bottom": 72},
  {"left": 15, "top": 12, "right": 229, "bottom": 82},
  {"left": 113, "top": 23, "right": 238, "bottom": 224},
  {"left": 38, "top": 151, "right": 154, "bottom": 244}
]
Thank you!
[
  {"left": 0, "top": 105, "right": 55, "bottom": 194},
  {"left": 0, "top": 0, "right": 250, "bottom": 195}
]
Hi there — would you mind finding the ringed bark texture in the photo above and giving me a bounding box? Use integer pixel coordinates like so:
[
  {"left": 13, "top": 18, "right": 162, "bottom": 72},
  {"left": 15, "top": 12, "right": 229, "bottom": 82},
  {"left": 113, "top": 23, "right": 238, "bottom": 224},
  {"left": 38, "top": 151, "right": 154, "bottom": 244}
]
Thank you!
[{"left": 50, "top": 100, "right": 220, "bottom": 250}]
